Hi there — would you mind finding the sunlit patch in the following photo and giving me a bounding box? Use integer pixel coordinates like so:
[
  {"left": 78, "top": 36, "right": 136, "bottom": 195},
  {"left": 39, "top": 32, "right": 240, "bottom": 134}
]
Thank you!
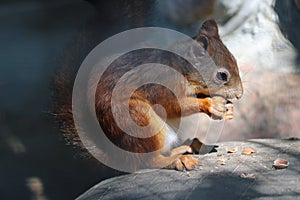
[
  {"left": 26, "top": 177, "right": 48, "bottom": 200},
  {"left": 4, "top": 134, "right": 26, "bottom": 154}
]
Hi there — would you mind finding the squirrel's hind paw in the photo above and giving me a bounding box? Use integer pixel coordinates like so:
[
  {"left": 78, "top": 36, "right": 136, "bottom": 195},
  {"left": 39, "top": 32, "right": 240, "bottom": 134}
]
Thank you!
[{"left": 167, "top": 155, "right": 199, "bottom": 171}]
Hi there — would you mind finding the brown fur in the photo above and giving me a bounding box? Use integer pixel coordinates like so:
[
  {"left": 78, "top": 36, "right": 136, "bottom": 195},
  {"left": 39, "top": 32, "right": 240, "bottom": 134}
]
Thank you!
[{"left": 55, "top": 19, "right": 243, "bottom": 170}]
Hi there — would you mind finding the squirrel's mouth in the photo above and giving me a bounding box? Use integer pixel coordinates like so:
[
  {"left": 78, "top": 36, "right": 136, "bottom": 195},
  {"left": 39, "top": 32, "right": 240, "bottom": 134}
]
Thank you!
[
  {"left": 195, "top": 93, "right": 211, "bottom": 99},
  {"left": 195, "top": 93, "right": 226, "bottom": 99},
  {"left": 196, "top": 93, "right": 233, "bottom": 104},
  {"left": 195, "top": 89, "right": 241, "bottom": 101}
]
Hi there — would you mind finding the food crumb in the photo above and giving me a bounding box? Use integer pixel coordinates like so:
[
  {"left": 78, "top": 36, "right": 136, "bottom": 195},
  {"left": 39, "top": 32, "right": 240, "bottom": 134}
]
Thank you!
[{"left": 241, "top": 147, "right": 256, "bottom": 155}]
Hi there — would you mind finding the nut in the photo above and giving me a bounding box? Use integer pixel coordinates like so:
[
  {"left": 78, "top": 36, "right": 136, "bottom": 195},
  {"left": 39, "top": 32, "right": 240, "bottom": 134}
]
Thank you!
[
  {"left": 227, "top": 147, "right": 237, "bottom": 153},
  {"left": 241, "top": 147, "right": 256, "bottom": 155},
  {"left": 273, "top": 158, "right": 289, "bottom": 169},
  {"left": 224, "top": 102, "right": 234, "bottom": 120}
]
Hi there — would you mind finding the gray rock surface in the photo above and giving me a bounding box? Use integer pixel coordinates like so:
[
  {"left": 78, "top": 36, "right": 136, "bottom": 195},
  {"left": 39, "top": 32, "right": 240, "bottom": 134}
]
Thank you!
[{"left": 77, "top": 139, "right": 300, "bottom": 200}]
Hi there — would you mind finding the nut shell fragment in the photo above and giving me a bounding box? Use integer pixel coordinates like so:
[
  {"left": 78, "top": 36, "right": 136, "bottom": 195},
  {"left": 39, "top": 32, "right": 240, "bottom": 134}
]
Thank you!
[
  {"left": 224, "top": 102, "right": 234, "bottom": 120},
  {"left": 273, "top": 158, "right": 289, "bottom": 169},
  {"left": 240, "top": 173, "right": 256, "bottom": 179},
  {"left": 227, "top": 148, "right": 237, "bottom": 153},
  {"left": 241, "top": 147, "right": 256, "bottom": 155}
]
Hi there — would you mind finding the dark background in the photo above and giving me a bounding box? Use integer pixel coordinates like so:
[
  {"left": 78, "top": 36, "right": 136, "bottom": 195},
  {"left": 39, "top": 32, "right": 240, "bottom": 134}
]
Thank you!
[{"left": 0, "top": 1, "right": 118, "bottom": 199}]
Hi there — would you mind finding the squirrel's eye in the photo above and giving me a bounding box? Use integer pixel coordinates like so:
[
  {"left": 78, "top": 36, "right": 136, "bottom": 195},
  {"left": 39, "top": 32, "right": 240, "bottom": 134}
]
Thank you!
[
  {"left": 216, "top": 71, "right": 228, "bottom": 82},
  {"left": 214, "top": 68, "right": 230, "bottom": 84}
]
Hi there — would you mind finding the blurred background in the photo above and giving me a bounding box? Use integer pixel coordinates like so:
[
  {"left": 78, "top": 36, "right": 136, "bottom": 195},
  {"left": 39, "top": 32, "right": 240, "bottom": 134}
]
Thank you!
[{"left": 0, "top": 0, "right": 299, "bottom": 199}]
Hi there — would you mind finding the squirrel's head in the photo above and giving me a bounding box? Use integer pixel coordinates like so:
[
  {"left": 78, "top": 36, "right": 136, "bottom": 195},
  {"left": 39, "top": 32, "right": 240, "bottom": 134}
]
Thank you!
[{"left": 188, "top": 19, "right": 243, "bottom": 100}]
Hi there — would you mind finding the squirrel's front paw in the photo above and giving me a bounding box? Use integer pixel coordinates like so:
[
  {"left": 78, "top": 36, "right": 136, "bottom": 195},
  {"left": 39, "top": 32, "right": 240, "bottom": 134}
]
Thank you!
[
  {"left": 206, "top": 96, "right": 228, "bottom": 120},
  {"left": 206, "top": 96, "right": 234, "bottom": 120}
]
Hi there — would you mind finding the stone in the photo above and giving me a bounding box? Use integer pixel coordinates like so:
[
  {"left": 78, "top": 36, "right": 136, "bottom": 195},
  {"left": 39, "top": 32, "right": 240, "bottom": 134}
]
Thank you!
[{"left": 77, "top": 139, "right": 300, "bottom": 200}]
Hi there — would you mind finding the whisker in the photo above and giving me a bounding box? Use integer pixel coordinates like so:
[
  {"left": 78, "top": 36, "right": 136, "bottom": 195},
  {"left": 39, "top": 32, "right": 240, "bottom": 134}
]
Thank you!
[
  {"left": 240, "top": 70, "right": 252, "bottom": 79},
  {"left": 243, "top": 88, "right": 256, "bottom": 97}
]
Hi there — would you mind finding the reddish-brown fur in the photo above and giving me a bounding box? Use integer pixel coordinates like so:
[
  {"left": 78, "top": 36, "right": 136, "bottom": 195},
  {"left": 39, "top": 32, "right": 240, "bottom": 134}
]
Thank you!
[{"left": 55, "top": 19, "right": 243, "bottom": 171}]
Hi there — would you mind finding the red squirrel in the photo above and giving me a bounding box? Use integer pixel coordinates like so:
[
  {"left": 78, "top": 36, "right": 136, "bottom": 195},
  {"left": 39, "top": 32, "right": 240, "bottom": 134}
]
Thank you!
[{"left": 55, "top": 19, "right": 243, "bottom": 171}]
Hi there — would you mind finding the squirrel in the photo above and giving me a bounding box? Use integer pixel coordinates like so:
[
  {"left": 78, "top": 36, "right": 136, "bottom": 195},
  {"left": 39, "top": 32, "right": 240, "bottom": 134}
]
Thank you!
[{"left": 54, "top": 19, "right": 243, "bottom": 171}]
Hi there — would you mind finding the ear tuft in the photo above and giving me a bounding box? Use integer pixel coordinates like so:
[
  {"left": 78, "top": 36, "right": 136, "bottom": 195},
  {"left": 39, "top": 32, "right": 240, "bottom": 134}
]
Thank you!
[{"left": 198, "top": 19, "right": 220, "bottom": 38}]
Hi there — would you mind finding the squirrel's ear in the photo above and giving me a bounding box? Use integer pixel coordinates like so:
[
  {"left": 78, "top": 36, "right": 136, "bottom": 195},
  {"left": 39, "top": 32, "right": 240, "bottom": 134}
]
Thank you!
[{"left": 197, "top": 19, "right": 220, "bottom": 38}]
